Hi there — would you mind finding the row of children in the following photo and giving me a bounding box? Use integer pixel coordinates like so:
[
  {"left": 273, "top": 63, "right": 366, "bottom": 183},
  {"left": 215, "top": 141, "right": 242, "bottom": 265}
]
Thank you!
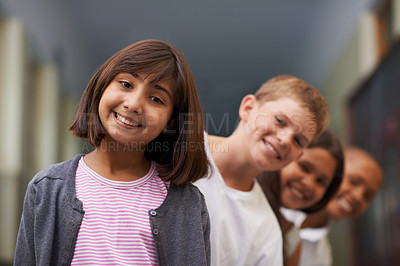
[
  {"left": 13, "top": 39, "right": 382, "bottom": 265},
  {"left": 257, "top": 131, "right": 382, "bottom": 266}
]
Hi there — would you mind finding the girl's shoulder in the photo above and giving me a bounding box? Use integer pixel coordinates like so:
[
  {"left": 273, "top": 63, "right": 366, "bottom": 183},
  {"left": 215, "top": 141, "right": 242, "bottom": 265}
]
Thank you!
[
  {"left": 31, "top": 154, "right": 83, "bottom": 184},
  {"left": 167, "top": 183, "right": 207, "bottom": 205},
  {"left": 23, "top": 155, "right": 84, "bottom": 218},
  {"left": 154, "top": 183, "right": 208, "bottom": 219},
  {"left": 169, "top": 182, "right": 203, "bottom": 195}
]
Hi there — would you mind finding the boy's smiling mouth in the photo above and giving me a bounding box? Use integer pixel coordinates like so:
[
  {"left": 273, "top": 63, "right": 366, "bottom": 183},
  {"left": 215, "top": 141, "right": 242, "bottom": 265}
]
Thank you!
[
  {"left": 336, "top": 196, "right": 353, "bottom": 214},
  {"left": 263, "top": 139, "right": 281, "bottom": 159},
  {"left": 114, "top": 112, "right": 142, "bottom": 127}
]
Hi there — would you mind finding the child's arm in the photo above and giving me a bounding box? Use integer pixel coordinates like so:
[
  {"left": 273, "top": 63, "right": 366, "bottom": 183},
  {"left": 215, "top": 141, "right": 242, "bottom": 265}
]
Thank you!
[{"left": 14, "top": 182, "right": 36, "bottom": 265}]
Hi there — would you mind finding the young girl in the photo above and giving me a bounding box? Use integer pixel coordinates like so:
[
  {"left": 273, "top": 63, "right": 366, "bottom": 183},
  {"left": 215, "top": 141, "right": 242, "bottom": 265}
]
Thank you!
[
  {"left": 14, "top": 39, "right": 210, "bottom": 265},
  {"left": 257, "top": 129, "right": 344, "bottom": 265}
]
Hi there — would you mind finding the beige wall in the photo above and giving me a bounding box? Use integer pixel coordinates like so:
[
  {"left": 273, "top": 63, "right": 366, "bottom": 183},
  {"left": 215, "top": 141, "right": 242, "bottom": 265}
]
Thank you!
[
  {"left": 393, "top": 0, "right": 400, "bottom": 38},
  {"left": 320, "top": 9, "right": 383, "bottom": 266},
  {"left": 0, "top": 18, "right": 26, "bottom": 262},
  {"left": 0, "top": 17, "right": 81, "bottom": 264},
  {"left": 322, "top": 11, "right": 378, "bottom": 143}
]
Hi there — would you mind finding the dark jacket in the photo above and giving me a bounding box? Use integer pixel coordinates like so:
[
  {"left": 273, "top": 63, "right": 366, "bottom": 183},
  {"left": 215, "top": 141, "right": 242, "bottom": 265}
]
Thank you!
[{"left": 14, "top": 155, "right": 210, "bottom": 265}]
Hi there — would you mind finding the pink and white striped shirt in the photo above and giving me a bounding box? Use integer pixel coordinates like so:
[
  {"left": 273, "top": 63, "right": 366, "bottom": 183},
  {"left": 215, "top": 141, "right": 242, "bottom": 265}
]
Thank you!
[{"left": 71, "top": 157, "right": 169, "bottom": 265}]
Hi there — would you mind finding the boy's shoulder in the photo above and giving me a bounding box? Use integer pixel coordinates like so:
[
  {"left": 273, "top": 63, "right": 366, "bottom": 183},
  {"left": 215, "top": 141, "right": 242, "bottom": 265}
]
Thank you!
[
  {"left": 32, "top": 154, "right": 83, "bottom": 184},
  {"left": 206, "top": 134, "right": 229, "bottom": 155}
]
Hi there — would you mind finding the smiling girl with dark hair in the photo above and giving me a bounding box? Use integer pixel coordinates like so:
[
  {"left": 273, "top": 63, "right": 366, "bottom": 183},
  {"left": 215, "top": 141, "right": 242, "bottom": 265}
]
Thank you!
[{"left": 15, "top": 39, "right": 210, "bottom": 266}]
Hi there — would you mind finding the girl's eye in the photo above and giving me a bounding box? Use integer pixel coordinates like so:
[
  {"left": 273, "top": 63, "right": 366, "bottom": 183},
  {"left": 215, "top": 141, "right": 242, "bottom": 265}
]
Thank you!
[
  {"left": 120, "top": 81, "right": 132, "bottom": 89},
  {"left": 298, "top": 162, "right": 310, "bottom": 173},
  {"left": 150, "top": 96, "right": 164, "bottom": 104},
  {"left": 316, "top": 177, "right": 328, "bottom": 187}
]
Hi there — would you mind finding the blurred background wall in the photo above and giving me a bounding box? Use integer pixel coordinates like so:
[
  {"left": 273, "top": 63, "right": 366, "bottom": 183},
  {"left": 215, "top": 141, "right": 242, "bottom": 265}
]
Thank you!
[{"left": 0, "top": 0, "right": 399, "bottom": 265}]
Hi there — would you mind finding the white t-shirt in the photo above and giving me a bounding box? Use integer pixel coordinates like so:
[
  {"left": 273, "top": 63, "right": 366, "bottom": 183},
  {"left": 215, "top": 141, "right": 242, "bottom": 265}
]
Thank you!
[
  {"left": 298, "top": 226, "right": 332, "bottom": 266},
  {"left": 279, "top": 207, "right": 306, "bottom": 257},
  {"left": 194, "top": 138, "right": 283, "bottom": 266},
  {"left": 280, "top": 207, "right": 332, "bottom": 266},
  {"left": 282, "top": 209, "right": 332, "bottom": 266}
]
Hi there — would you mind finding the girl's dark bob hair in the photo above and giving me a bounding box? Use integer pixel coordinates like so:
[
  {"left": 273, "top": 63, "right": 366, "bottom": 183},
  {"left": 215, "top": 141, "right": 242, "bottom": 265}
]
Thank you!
[
  {"left": 298, "top": 129, "right": 344, "bottom": 213},
  {"left": 69, "top": 39, "right": 209, "bottom": 185},
  {"left": 257, "top": 129, "right": 344, "bottom": 218}
]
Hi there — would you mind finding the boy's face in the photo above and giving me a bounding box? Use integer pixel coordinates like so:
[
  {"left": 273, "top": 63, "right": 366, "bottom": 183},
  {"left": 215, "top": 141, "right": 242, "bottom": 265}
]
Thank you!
[
  {"left": 241, "top": 96, "right": 316, "bottom": 171},
  {"left": 326, "top": 154, "right": 382, "bottom": 220}
]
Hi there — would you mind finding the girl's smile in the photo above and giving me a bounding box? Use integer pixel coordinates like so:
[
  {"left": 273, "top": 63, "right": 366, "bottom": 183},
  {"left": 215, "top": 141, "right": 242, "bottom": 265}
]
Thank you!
[
  {"left": 286, "top": 181, "right": 311, "bottom": 201},
  {"left": 114, "top": 112, "right": 142, "bottom": 127},
  {"left": 280, "top": 147, "right": 336, "bottom": 210}
]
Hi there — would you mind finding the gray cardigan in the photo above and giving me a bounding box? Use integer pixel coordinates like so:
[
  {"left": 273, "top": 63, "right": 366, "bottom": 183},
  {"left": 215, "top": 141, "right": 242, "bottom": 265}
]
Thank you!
[{"left": 14, "top": 155, "right": 210, "bottom": 265}]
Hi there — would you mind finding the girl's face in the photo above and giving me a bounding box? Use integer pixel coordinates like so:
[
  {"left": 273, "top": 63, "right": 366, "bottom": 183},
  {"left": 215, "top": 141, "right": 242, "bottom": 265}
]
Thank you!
[
  {"left": 98, "top": 73, "right": 174, "bottom": 148},
  {"left": 280, "top": 147, "right": 337, "bottom": 210},
  {"left": 241, "top": 96, "right": 316, "bottom": 171}
]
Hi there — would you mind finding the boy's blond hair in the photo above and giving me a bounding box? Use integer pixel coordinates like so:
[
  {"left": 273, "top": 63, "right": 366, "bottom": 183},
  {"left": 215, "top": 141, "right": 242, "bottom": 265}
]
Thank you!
[{"left": 255, "top": 75, "right": 329, "bottom": 138}]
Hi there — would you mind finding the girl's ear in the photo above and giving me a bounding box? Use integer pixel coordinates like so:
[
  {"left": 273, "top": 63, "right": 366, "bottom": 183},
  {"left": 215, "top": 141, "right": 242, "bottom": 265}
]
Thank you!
[{"left": 239, "top": 94, "right": 257, "bottom": 122}]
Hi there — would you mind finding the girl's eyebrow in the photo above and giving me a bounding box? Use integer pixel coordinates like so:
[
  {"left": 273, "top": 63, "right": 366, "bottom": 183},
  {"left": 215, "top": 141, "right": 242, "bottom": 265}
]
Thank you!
[
  {"left": 126, "top": 72, "right": 138, "bottom": 79},
  {"left": 153, "top": 84, "right": 172, "bottom": 101},
  {"left": 302, "top": 160, "right": 314, "bottom": 171}
]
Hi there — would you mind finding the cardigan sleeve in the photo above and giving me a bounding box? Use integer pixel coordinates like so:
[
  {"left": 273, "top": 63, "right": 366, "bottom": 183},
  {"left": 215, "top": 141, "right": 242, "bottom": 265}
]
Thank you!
[
  {"left": 200, "top": 191, "right": 211, "bottom": 265},
  {"left": 14, "top": 180, "right": 37, "bottom": 265}
]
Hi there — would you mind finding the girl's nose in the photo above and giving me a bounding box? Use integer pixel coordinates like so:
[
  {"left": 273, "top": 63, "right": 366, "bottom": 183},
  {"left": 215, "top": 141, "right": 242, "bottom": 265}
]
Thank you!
[
  {"left": 124, "top": 90, "right": 144, "bottom": 114},
  {"left": 300, "top": 175, "right": 314, "bottom": 193}
]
